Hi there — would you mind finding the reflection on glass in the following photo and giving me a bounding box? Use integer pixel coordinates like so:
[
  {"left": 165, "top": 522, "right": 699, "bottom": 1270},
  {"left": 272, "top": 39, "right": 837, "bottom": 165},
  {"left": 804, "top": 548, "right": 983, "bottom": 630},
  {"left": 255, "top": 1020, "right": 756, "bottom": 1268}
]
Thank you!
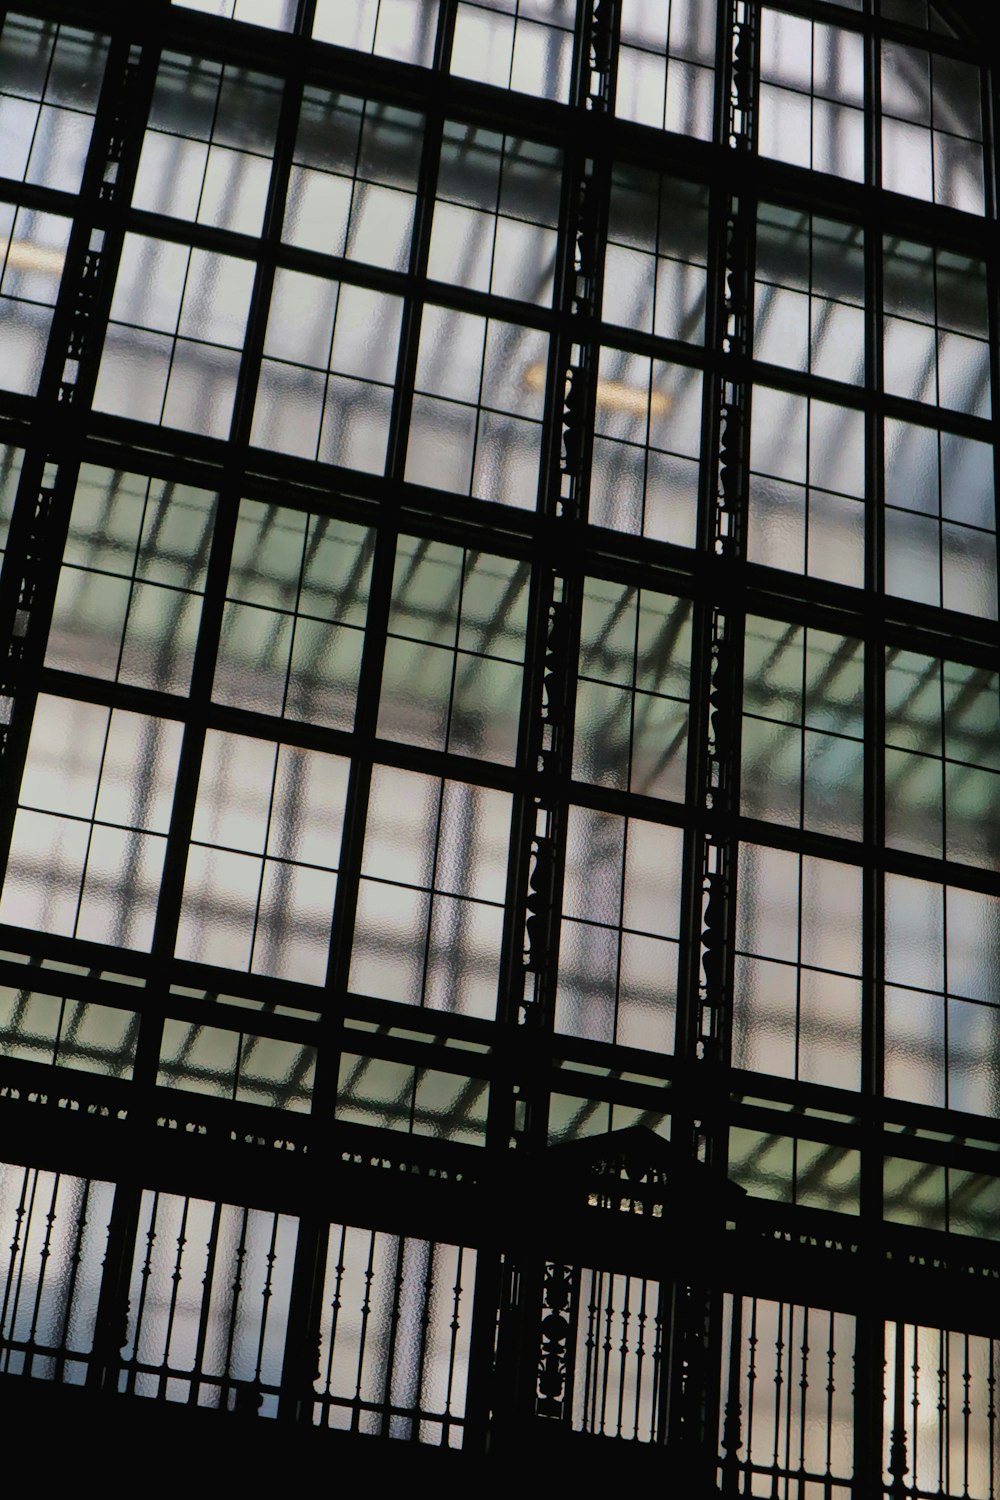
[
  {"left": 0, "top": 14, "right": 109, "bottom": 192},
  {"left": 742, "top": 617, "right": 864, "bottom": 837},
  {"left": 884, "top": 418, "right": 997, "bottom": 618},
  {"left": 759, "top": 8, "right": 864, "bottom": 180},
  {"left": 314, "top": 0, "right": 440, "bottom": 67},
  {"left": 884, "top": 873, "right": 1000, "bottom": 1114},
  {"left": 47, "top": 465, "right": 217, "bottom": 692},
  {"left": 429, "top": 123, "right": 561, "bottom": 305},
  {"left": 734, "top": 843, "right": 863, "bottom": 1090},
  {"left": 285, "top": 89, "right": 423, "bottom": 270},
  {"left": 337, "top": 1051, "right": 489, "bottom": 1145},
  {"left": 574, "top": 579, "right": 692, "bottom": 800},
  {"left": 0, "top": 695, "right": 182, "bottom": 949},
  {"left": 252, "top": 271, "right": 403, "bottom": 471},
  {"left": 134, "top": 52, "right": 282, "bottom": 236},
  {"left": 378, "top": 534, "right": 529, "bottom": 763},
  {"left": 556, "top": 807, "right": 683, "bottom": 1052},
  {"left": 406, "top": 304, "right": 547, "bottom": 505},
  {"left": 616, "top": 0, "right": 715, "bottom": 139},
  {"left": 0, "top": 205, "right": 71, "bottom": 394},
  {"left": 94, "top": 233, "right": 255, "bottom": 437},
  {"left": 214, "top": 500, "right": 374, "bottom": 729},
  {"left": 749, "top": 387, "right": 865, "bottom": 586},
  {"left": 175, "top": 731, "right": 350, "bottom": 984},
  {"left": 452, "top": 0, "right": 575, "bottom": 102},
  {"left": 350, "top": 766, "right": 511, "bottom": 1017}
]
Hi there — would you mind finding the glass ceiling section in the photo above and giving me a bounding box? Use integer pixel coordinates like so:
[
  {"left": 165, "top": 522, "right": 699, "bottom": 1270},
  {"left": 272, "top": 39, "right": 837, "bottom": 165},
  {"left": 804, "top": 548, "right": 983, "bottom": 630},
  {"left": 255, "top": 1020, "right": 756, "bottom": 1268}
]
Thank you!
[{"left": 0, "top": 0, "right": 998, "bottom": 1294}]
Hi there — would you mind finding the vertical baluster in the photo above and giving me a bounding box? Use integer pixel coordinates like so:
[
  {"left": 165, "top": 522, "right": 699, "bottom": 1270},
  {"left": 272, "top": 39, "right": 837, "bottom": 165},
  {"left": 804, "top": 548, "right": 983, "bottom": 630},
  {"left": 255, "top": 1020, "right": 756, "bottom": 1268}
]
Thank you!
[
  {"left": 745, "top": 1296, "right": 759, "bottom": 1487},
  {"left": 351, "top": 1229, "right": 378, "bottom": 1432},
  {"left": 411, "top": 1237, "right": 436, "bottom": 1441},
  {"left": 0, "top": 1166, "right": 33, "bottom": 1372},
  {"left": 988, "top": 1336, "right": 998, "bottom": 1500},
  {"left": 320, "top": 1224, "right": 347, "bottom": 1426},
  {"left": 579, "top": 1268, "right": 599, "bottom": 1433},
  {"left": 599, "top": 1269, "right": 616, "bottom": 1437},
  {"left": 380, "top": 1233, "right": 407, "bottom": 1437},
  {"left": 771, "top": 1299, "right": 786, "bottom": 1497},
  {"left": 441, "top": 1243, "right": 466, "bottom": 1446},
  {"left": 648, "top": 1276, "right": 666, "bottom": 1447},
  {"left": 614, "top": 1275, "right": 631, "bottom": 1439},
  {"left": 961, "top": 1331, "right": 973, "bottom": 1500},
  {"left": 252, "top": 1209, "right": 281, "bottom": 1398},
  {"left": 720, "top": 1292, "right": 744, "bottom": 1495},
  {"left": 161, "top": 1194, "right": 191, "bottom": 1401},
  {"left": 910, "top": 1324, "right": 921, "bottom": 1496},
  {"left": 52, "top": 1175, "right": 90, "bottom": 1383},
  {"left": 632, "top": 1276, "right": 648, "bottom": 1443},
  {"left": 123, "top": 1189, "right": 158, "bottom": 1396},
  {"left": 26, "top": 1171, "right": 61, "bottom": 1376},
  {"left": 189, "top": 1199, "right": 223, "bottom": 1407},
  {"left": 220, "top": 1206, "right": 251, "bottom": 1411},
  {"left": 824, "top": 1308, "right": 836, "bottom": 1490},
  {"left": 888, "top": 1320, "right": 908, "bottom": 1498},
  {"left": 937, "top": 1327, "right": 947, "bottom": 1497},
  {"left": 795, "top": 1304, "right": 809, "bottom": 1488}
]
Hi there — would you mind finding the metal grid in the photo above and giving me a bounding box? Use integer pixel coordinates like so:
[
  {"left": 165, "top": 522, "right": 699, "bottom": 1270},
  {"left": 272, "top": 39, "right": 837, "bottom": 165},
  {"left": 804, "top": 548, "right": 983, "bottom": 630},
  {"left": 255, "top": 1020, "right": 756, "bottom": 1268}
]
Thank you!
[{"left": 0, "top": 0, "right": 997, "bottom": 1487}]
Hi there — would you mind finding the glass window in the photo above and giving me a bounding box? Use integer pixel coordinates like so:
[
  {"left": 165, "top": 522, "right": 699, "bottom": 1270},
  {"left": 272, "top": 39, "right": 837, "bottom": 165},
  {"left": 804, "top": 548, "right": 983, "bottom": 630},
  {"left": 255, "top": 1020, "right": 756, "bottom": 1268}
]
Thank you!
[
  {"left": 350, "top": 765, "right": 512, "bottom": 1018},
  {"left": 0, "top": 986, "right": 138, "bottom": 1077},
  {"left": 0, "top": 444, "right": 25, "bottom": 574},
  {"left": 588, "top": 351, "right": 703, "bottom": 545},
  {"left": 742, "top": 616, "right": 865, "bottom": 838},
  {"left": 603, "top": 167, "right": 709, "bottom": 344},
  {"left": 574, "top": 578, "right": 692, "bottom": 802},
  {"left": 882, "top": 1322, "right": 1000, "bottom": 1498},
  {"left": 429, "top": 124, "right": 562, "bottom": 306},
  {"left": 337, "top": 1050, "right": 489, "bottom": 1145},
  {"left": 881, "top": 41, "right": 985, "bottom": 213},
  {"left": 123, "top": 1191, "right": 297, "bottom": 1413},
  {"left": 158, "top": 1017, "right": 316, "bottom": 1111},
  {"left": 314, "top": 0, "right": 441, "bottom": 68},
  {"left": 406, "top": 304, "right": 548, "bottom": 506},
  {"left": 93, "top": 233, "right": 256, "bottom": 437},
  {"left": 885, "top": 874, "right": 1000, "bottom": 1115},
  {"left": 0, "top": 14, "right": 109, "bottom": 193},
  {"left": 0, "top": 1163, "right": 115, "bottom": 1383},
  {"left": 728, "top": 1129, "right": 860, "bottom": 1214},
  {"left": 378, "top": 535, "right": 530, "bottom": 764},
  {"left": 754, "top": 204, "right": 865, "bottom": 384},
  {"left": 0, "top": 694, "right": 182, "bottom": 948},
  {"left": 885, "top": 650, "right": 1000, "bottom": 869},
  {"left": 46, "top": 465, "right": 217, "bottom": 693},
  {"left": 734, "top": 843, "right": 863, "bottom": 1089},
  {"left": 284, "top": 90, "right": 424, "bottom": 271},
  {"left": 0, "top": 206, "right": 71, "bottom": 396},
  {"left": 175, "top": 731, "right": 350, "bottom": 984},
  {"left": 556, "top": 806, "right": 683, "bottom": 1052},
  {"left": 172, "top": 0, "right": 298, "bottom": 29},
  {"left": 133, "top": 53, "right": 282, "bottom": 237},
  {"left": 884, "top": 418, "right": 997, "bottom": 618},
  {"left": 615, "top": 0, "right": 716, "bottom": 140},
  {"left": 452, "top": 0, "right": 575, "bottom": 103},
  {"left": 748, "top": 387, "right": 865, "bottom": 588},
  {"left": 883, "top": 237, "right": 991, "bottom": 419},
  {"left": 214, "top": 500, "right": 374, "bottom": 731},
  {"left": 758, "top": 7, "right": 864, "bottom": 180},
  {"left": 312, "top": 1225, "right": 475, "bottom": 1441},
  {"left": 251, "top": 272, "right": 403, "bottom": 472}
]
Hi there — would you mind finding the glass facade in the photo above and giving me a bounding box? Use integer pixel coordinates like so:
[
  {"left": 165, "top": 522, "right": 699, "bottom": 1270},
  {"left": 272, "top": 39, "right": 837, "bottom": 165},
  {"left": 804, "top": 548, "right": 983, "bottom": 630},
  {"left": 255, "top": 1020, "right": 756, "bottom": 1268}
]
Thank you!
[{"left": 0, "top": 0, "right": 998, "bottom": 1488}]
